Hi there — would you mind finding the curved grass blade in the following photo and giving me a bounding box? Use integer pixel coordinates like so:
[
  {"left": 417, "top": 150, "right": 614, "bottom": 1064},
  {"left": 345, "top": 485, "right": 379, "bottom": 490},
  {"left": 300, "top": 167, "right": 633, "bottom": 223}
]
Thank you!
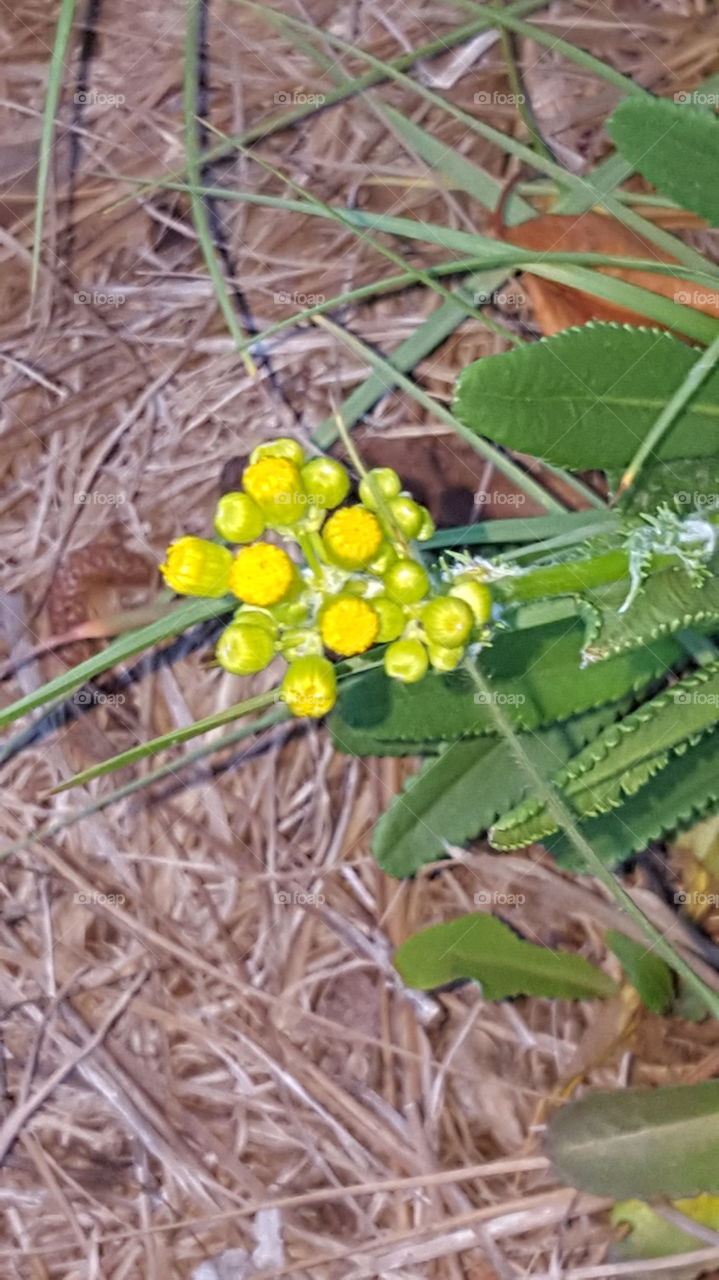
[
  {"left": 0, "top": 597, "right": 232, "bottom": 733},
  {"left": 32, "top": 0, "right": 78, "bottom": 292},
  {"left": 184, "top": 0, "right": 255, "bottom": 374},
  {"left": 0, "top": 706, "right": 289, "bottom": 865}
]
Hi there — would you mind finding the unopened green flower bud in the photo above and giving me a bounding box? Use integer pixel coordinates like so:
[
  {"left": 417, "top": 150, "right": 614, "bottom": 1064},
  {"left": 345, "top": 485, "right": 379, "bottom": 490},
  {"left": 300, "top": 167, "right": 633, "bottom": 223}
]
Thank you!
[
  {"left": 300, "top": 457, "right": 350, "bottom": 510},
  {"left": 367, "top": 542, "right": 398, "bottom": 575},
  {"left": 449, "top": 576, "right": 493, "bottom": 625},
  {"left": 384, "top": 558, "right": 430, "bottom": 604},
  {"left": 359, "top": 467, "right": 402, "bottom": 510},
  {"left": 372, "top": 595, "right": 405, "bottom": 642},
  {"left": 384, "top": 638, "right": 428, "bottom": 684},
  {"left": 422, "top": 596, "right": 474, "bottom": 648},
  {"left": 216, "top": 623, "right": 275, "bottom": 675},
  {"left": 427, "top": 642, "right": 463, "bottom": 672},
  {"left": 388, "top": 496, "right": 424, "bottom": 539},
  {"left": 214, "top": 492, "right": 265, "bottom": 543},
  {"left": 416, "top": 508, "right": 435, "bottom": 541},
  {"left": 232, "top": 608, "right": 278, "bottom": 635},
  {"left": 250, "top": 437, "right": 304, "bottom": 467}
]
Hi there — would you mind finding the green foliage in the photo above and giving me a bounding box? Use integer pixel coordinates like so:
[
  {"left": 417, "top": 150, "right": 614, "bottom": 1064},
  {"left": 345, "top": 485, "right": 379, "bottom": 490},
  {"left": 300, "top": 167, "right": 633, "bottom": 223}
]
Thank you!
[
  {"left": 490, "top": 661, "right": 719, "bottom": 849},
  {"left": 453, "top": 325, "right": 719, "bottom": 470},
  {"left": 393, "top": 914, "right": 617, "bottom": 1000},
  {"left": 373, "top": 704, "right": 624, "bottom": 876},
  {"left": 331, "top": 619, "right": 677, "bottom": 751},
  {"left": 548, "top": 1080, "right": 719, "bottom": 1198},
  {"left": 605, "top": 931, "right": 674, "bottom": 1014},
  {"left": 608, "top": 96, "right": 719, "bottom": 227},
  {"left": 546, "top": 725, "right": 719, "bottom": 868}
]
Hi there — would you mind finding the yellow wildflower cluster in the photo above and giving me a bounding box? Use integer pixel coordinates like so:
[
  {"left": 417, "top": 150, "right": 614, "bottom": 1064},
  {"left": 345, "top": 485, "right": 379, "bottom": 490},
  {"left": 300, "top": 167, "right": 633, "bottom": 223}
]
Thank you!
[{"left": 160, "top": 439, "right": 492, "bottom": 717}]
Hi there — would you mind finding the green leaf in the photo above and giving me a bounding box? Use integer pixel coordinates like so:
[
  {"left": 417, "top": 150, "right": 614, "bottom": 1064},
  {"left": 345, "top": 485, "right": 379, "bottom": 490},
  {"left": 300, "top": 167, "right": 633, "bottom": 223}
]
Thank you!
[
  {"left": 605, "top": 931, "right": 674, "bottom": 1014},
  {"left": 490, "top": 660, "right": 719, "bottom": 848},
  {"left": 453, "top": 325, "right": 719, "bottom": 471},
  {"left": 548, "top": 1079, "right": 719, "bottom": 1197},
  {"left": 331, "top": 619, "right": 678, "bottom": 750},
  {"left": 607, "top": 97, "right": 719, "bottom": 228},
  {"left": 547, "top": 724, "right": 719, "bottom": 869},
  {"left": 394, "top": 914, "right": 617, "bottom": 1000},
  {"left": 613, "top": 1194, "right": 719, "bottom": 1276},
  {"left": 616, "top": 457, "right": 719, "bottom": 516},
  {"left": 373, "top": 704, "right": 625, "bottom": 877},
  {"left": 583, "top": 568, "right": 719, "bottom": 662}
]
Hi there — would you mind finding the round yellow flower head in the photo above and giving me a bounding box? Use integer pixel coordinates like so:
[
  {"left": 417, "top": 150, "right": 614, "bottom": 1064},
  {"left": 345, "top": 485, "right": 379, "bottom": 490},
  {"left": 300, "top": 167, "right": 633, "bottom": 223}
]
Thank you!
[
  {"left": 161, "top": 536, "right": 232, "bottom": 598},
  {"left": 229, "top": 543, "right": 296, "bottom": 607},
  {"left": 281, "top": 655, "right": 337, "bottom": 718},
  {"left": 320, "top": 595, "right": 379, "bottom": 656},
  {"left": 322, "top": 505, "right": 383, "bottom": 569},
  {"left": 242, "top": 456, "right": 305, "bottom": 523}
]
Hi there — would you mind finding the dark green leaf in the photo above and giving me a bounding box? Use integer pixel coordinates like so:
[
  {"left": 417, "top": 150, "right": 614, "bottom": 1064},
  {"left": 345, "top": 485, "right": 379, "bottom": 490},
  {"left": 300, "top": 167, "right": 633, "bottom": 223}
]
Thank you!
[
  {"left": 395, "top": 914, "right": 617, "bottom": 1000},
  {"left": 331, "top": 619, "right": 678, "bottom": 751},
  {"left": 373, "top": 704, "right": 625, "bottom": 877},
  {"left": 549, "top": 1079, "right": 719, "bottom": 1197},
  {"left": 607, "top": 97, "right": 719, "bottom": 227},
  {"left": 547, "top": 724, "right": 719, "bottom": 869},
  {"left": 491, "top": 660, "right": 719, "bottom": 848},
  {"left": 453, "top": 325, "right": 719, "bottom": 471},
  {"left": 583, "top": 568, "right": 719, "bottom": 662}
]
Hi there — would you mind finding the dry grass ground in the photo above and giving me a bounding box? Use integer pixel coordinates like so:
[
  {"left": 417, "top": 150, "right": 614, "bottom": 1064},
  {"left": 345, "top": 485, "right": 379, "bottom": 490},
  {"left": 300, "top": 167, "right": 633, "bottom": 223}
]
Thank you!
[{"left": 2, "top": 1, "right": 719, "bottom": 1276}]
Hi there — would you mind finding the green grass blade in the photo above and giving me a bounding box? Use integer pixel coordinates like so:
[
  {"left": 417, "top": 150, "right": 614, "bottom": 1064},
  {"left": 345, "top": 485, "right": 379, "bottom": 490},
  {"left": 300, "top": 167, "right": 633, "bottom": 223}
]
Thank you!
[
  {"left": 233, "top": 0, "right": 719, "bottom": 285},
  {"left": 0, "top": 707, "right": 288, "bottom": 865},
  {"left": 184, "top": 0, "right": 255, "bottom": 374},
  {"left": 618, "top": 331, "right": 719, "bottom": 498},
  {"left": 312, "top": 314, "right": 565, "bottom": 512},
  {"left": 32, "top": 0, "right": 77, "bottom": 292},
  {"left": 0, "top": 597, "right": 231, "bottom": 732},
  {"left": 425, "top": 509, "right": 618, "bottom": 550},
  {"left": 309, "top": 273, "right": 508, "bottom": 450},
  {"left": 51, "top": 687, "right": 281, "bottom": 790},
  {"left": 119, "top": 0, "right": 550, "bottom": 208}
]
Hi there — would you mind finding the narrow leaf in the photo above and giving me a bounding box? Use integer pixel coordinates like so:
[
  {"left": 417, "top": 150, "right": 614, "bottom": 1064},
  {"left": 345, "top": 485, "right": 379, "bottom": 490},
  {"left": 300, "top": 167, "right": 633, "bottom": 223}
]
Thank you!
[{"left": 395, "top": 914, "right": 616, "bottom": 1000}]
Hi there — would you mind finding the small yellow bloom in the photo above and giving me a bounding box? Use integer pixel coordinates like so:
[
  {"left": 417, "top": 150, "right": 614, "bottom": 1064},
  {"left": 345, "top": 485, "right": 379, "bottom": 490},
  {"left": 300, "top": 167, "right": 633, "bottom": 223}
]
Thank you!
[
  {"left": 320, "top": 595, "right": 379, "bottom": 656},
  {"left": 229, "top": 543, "right": 296, "bottom": 606},
  {"left": 161, "top": 536, "right": 232, "bottom": 598},
  {"left": 282, "top": 655, "right": 337, "bottom": 718},
  {"left": 322, "top": 505, "right": 383, "bottom": 569},
  {"left": 242, "top": 456, "right": 305, "bottom": 522}
]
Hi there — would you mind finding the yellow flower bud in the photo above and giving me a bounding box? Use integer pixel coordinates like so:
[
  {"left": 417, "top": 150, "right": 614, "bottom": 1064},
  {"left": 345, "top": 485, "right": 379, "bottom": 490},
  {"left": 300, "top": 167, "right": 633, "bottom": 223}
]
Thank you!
[
  {"left": 384, "top": 638, "right": 428, "bottom": 684},
  {"left": 250, "top": 437, "right": 305, "bottom": 467},
  {"left": 216, "top": 623, "right": 275, "bottom": 675},
  {"left": 160, "top": 536, "right": 232, "bottom": 598},
  {"left": 243, "top": 456, "right": 306, "bottom": 524},
  {"left": 319, "top": 595, "right": 379, "bottom": 656},
  {"left": 229, "top": 543, "right": 297, "bottom": 607},
  {"left": 322, "top": 505, "right": 383, "bottom": 569},
  {"left": 367, "top": 542, "right": 398, "bottom": 575},
  {"left": 233, "top": 608, "right": 278, "bottom": 635},
  {"left": 281, "top": 655, "right": 337, "bottom": 718},
  {"left": 214, "top": 492, "right": 265, "bottom": 543}
]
